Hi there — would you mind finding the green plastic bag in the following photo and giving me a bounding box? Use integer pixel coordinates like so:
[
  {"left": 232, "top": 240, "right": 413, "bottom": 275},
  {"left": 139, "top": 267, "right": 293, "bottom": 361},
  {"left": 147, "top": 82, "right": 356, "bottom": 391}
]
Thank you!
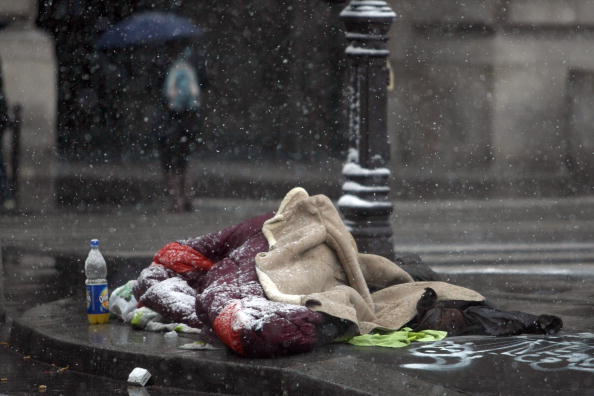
[{"left": 347, "top": 327, "right": 447, "bottom": 348}]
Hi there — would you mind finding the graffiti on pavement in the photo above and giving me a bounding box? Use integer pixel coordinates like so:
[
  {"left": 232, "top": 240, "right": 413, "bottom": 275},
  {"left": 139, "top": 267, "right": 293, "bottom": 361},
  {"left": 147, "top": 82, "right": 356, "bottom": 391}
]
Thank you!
[{"left": 401, "top": 333, "right": 594, "bottom": 372}]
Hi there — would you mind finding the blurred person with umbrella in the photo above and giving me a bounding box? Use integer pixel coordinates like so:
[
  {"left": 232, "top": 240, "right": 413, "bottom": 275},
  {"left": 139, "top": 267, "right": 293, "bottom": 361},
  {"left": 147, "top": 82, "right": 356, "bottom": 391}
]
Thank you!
[
  {"left": 97, "top": 11, "right": 208, "bottom": 212},
  {"left": 95, "top": 11, "right": 204, "bottom": 50}
]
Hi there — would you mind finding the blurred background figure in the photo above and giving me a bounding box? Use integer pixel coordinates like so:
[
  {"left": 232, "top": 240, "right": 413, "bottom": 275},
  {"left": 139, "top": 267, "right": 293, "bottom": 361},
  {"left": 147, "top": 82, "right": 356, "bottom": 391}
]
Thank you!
[
  {"left": 160, "top": 46, "right": 207, "bottom": 212},
  {"left": 96, "top": 11, "right": 206, "bottom": 211}
]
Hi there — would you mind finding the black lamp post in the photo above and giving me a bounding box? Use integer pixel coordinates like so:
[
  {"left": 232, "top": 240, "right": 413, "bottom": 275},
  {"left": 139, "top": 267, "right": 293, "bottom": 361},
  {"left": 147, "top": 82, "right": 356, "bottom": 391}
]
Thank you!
[{"left": 337, "top": 0, "right": 396, "bottom": 260}]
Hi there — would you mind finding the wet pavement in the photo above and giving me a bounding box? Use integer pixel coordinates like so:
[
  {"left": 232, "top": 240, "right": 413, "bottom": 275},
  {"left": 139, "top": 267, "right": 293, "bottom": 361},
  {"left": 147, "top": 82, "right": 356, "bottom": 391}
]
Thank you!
[
  {"left": 2, "top": 195, "right": 594, "bottom": 257},
  {"left": 4, "top": 298, "right": 594, "bottom": 395},
  {"left": 1, "top": 196, "right": 594, "bottom": 395},
  {"left": 0, "top": 342, "right": 210, "bottom": 396}
]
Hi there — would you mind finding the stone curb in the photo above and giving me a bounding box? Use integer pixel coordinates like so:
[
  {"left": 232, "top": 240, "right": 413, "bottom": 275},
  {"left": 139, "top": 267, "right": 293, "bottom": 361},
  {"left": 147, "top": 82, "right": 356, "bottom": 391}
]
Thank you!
[{"left": 7, "top": 299, "right": 460, "bottom": 396}]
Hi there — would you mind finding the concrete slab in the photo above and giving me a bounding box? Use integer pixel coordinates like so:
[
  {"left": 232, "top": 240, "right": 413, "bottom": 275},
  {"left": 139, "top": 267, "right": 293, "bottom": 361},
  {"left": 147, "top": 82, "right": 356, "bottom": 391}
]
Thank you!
[
  {"left": 8, "top": 299, "right": 594, "bottom": 395},
  {"left": 1, "top": 196, "right": 593, "bottom": 394}
]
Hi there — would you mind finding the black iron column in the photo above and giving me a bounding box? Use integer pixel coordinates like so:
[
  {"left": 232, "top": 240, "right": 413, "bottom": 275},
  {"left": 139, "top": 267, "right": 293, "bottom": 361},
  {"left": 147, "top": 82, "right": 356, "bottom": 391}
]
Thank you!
[{"left": 337, "top": 0, "right": 396, "bottom": 259}]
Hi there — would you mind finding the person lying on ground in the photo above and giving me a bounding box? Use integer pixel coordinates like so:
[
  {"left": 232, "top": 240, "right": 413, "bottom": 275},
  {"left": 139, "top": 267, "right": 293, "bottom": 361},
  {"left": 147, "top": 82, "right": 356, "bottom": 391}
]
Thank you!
[{"left": 127, "top": 187, "right": 562, "bottom": 357}]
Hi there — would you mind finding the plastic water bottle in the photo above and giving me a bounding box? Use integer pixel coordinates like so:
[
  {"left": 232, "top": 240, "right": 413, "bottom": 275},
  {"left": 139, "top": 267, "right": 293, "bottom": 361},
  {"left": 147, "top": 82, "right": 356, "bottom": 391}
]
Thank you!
[{"left": 85, "top": 239, "right": 110, "bottom": 324}]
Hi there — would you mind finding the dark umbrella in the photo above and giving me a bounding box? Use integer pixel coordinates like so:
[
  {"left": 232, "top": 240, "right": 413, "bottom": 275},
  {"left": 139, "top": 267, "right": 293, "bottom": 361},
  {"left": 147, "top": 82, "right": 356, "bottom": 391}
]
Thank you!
[{"left": 96, "top": 11, "right": 203, "bottom": 49}]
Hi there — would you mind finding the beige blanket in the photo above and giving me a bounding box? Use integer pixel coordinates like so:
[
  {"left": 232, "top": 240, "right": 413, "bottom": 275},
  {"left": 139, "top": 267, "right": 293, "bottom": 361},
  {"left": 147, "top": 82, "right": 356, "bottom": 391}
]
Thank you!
[{"left": 255, "top": 187, "right": 484, "bottom": 334}]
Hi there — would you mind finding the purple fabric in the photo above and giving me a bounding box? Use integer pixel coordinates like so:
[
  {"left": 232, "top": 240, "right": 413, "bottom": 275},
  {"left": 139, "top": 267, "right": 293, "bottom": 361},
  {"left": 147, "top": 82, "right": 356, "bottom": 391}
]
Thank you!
[
  {"left": 133, "top": 263, "right": 178, "bottom": 301},
  {"left": 140, "top": 276, "right": 203, "bottom": 328},
  {"left": 239, "top": 302, "right": 325, "bottom": 357},
  {"left": 135, "top": 212, "right": 329, "bottom": 357},
  {"left": 184, "top": 212, "right": 273, "bottom": 262},
  {"left": 196, "top": 232, "right": 268, "bottom": 323}
]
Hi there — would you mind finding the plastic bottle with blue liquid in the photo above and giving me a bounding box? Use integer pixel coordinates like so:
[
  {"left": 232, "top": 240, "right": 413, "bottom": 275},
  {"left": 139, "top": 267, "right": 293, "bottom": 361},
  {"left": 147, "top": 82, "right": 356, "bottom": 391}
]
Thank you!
[{"left": 85, "top": 239, "right": 110, "bottom": 324}]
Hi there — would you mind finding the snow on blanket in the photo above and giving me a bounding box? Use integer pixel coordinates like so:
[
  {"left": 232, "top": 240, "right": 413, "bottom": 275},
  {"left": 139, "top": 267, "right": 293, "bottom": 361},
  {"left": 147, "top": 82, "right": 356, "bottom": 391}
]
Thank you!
[
  {"left": 140, "top": 277, "right": 201, "bottom": 327},
  {"left": 132, "top": 212, "right": 329, "bottom": 357}
]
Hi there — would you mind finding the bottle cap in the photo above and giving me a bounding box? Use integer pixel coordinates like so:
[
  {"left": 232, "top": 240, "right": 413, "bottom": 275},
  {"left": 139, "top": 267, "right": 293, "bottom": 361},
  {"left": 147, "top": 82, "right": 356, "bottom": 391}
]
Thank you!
[{"left": 90, "top": 239, "right": 100, "bottom": 248}]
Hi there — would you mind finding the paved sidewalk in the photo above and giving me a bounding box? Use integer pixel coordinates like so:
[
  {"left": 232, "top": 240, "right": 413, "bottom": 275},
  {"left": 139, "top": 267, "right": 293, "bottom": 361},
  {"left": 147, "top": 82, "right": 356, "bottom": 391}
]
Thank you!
[
  {"left": 1, "top": 195, "right": 594, "bottom": 395},
  {"left": 5, "top": 299, "right": 594, "bottom": 395},
  {"left": 2, "top": 195, "right": 594, "bottom": 259}
]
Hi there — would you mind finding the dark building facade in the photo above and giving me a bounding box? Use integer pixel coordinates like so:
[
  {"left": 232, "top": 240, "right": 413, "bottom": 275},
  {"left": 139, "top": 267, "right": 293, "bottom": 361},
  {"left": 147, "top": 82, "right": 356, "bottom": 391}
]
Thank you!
[{"left": 37, "top": 0, "right": 349, "bottom": 163}]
